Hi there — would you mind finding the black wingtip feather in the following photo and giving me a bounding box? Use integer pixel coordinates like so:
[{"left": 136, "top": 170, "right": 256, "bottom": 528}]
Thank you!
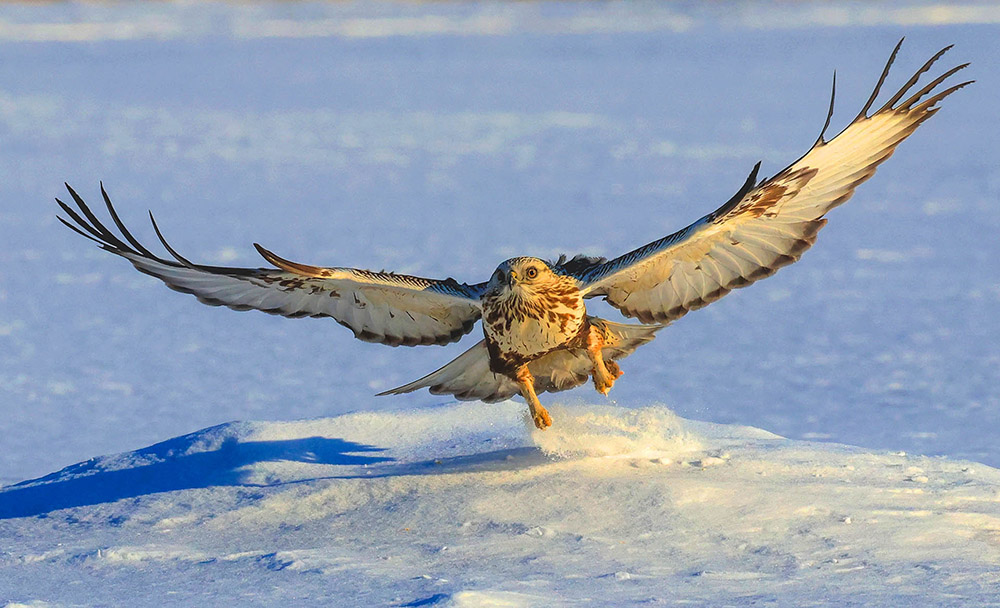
[
  {"left": 815, "top": 70, "right": 837, "bottom": 145},
  {"left": 148, "top": 211, "right": 198, "bottom": 268},
  {"left": 897, "top": 62, "right": 970, "bottom": 111},
  {"left": 61, "top": 184, "right": 137, "bottom": 254},
  {"left": 100, "top": 182, "right": 158, "bottom": 258},
  {"left": 854, "top": 37, "right": 905, "bottom": 123},
  {"left": 55, "top": 197, "right": 106, "bottom": 243},
  {"left": 911, "top": 79, "right": 974, "bottom": 114},
  {"left": 57, "top": 214, "right": 106, "bottom": 246},
  {"left": 65, "top": 183, "right": 107, "bottom": 235},
  {"left": 876, "top": 43, "right": 955, "bottom": 115}
]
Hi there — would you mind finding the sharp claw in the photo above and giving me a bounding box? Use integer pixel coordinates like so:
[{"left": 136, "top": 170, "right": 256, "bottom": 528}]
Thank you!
[
  {"left": 606, "top": 360, "right": 623, "bottom": 379},
  {"left": 592, "top": 361, "right": 620, "bottom": 396},
  {"left": 533, "top": 408, "right": 552, "bottom": 430}
]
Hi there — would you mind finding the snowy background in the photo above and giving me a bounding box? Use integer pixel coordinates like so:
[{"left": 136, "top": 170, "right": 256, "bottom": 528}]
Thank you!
[{"left": 0, "top": 2, "right": 998, "bottom": 605}]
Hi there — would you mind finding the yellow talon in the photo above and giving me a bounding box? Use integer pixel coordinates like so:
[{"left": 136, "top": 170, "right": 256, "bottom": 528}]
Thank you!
[{"left": 532, "top": 407, "right": 552, "bottom": 430}]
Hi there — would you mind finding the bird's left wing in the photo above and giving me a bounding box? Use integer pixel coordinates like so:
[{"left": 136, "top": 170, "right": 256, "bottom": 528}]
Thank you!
[
  {"left": 561, "top": 41, "right": 971, "bottom": 324},
  {"left": 57, "top": 185, "right": 486, "bottom": 347}
]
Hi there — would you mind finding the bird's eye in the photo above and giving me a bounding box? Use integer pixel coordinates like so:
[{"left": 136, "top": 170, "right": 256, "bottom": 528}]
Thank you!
[{"left": 525, "top": 267, "right": 538, "bottom": 279}]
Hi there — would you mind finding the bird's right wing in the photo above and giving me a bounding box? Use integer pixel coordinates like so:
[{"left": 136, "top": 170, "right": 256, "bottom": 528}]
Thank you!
[
  {"left": 378, "top": 318, "right": 663, "bottom": 402},
  {"left": 58, "top": 185, "right": 487, "bottom": 347}
]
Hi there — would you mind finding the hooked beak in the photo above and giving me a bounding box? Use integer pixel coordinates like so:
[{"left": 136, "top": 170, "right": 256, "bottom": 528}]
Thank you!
[{"left": 507, "top": 270, "right": 518, "bottom": 288}]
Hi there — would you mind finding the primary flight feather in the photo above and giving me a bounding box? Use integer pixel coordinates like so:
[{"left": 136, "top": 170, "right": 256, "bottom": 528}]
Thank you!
[{"left": 59, "top": 41, "right": 969, "bottom": 429}]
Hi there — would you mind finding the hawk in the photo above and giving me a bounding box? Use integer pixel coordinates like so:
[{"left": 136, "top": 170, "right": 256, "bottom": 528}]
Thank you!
[{"left": 58, "top": 41, "right": 969, "bottom": 430}]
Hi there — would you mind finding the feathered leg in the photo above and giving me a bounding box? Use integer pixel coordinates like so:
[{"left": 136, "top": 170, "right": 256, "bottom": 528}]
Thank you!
[
  {"left": 586, "top": 323, "right": 623, "bottom": 395},
  {"left": 516, "top": 365, "right": 552, "bottom": 430}
]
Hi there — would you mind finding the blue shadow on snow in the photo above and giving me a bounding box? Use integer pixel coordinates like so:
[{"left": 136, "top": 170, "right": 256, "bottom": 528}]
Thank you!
[{"left": 0, "top": 432, "right": 393, "bottom": 519}]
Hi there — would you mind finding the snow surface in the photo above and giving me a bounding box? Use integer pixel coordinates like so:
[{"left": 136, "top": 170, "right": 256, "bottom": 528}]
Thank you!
[
  {"left": 4, "top": 403, "right": 1000, "bottom": 606},
  {"left": 0, "top": 1, "right": 998, "bottom": 605}
]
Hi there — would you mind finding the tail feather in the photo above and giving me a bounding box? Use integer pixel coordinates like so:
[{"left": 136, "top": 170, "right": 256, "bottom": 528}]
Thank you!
[{"left": 377, "top": 317, "right": 664, "bottom": 402}]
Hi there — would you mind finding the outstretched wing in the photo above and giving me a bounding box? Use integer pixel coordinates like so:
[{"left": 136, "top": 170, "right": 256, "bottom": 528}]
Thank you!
[
  {"left": 561, "top": 41, "right": 971, "bottom": 324},
  {"left": 378, "top": 318, "right": 662, "bottom": 401},
  {"left": 57, "top": 185, "right": 486, "bottom": 347}
]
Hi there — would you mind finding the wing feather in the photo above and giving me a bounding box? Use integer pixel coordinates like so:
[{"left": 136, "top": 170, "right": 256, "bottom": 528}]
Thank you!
[
  {"left": 58, "top": 186, "right": 487, "bottom": 347},
  {"left": 563, "top": 42, "right": 970, "bottom": 325}
]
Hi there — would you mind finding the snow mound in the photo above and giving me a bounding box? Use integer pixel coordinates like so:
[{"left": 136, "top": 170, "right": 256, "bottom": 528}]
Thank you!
[{"left": 2, "top": 402, "right": 1000, "bottom": 606}]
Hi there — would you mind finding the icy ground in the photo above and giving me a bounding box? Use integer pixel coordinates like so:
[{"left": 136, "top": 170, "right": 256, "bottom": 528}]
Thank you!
[
  {"left": 0, "top": 1, "right": 998, "bottom": 605},
  {"left": 4, "top": 403, "right": 1000, "bottom": 606}
]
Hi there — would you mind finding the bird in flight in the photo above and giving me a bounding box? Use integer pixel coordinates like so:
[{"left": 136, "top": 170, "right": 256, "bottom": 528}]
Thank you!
[{"left": 58, "top": 41, "right": 969, "bottom": 430}]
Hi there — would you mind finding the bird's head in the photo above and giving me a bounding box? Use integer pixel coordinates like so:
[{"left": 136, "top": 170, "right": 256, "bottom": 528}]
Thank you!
[{"left": 488, "top": 257, "right": 559, "bottom": 297}]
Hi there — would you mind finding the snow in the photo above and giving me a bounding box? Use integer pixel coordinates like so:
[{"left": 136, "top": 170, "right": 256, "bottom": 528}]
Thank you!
[
  {"left": 4, "top": 403, "right": 1000, "bottom": 605},
  {"left": 0, "top": 1, "right": 998, "bottom": 605}
]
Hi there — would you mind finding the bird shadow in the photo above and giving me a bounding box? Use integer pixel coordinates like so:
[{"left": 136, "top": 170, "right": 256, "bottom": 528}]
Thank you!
[{"left": 0, "top": 425, "right": 548, "bottom": 520}]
